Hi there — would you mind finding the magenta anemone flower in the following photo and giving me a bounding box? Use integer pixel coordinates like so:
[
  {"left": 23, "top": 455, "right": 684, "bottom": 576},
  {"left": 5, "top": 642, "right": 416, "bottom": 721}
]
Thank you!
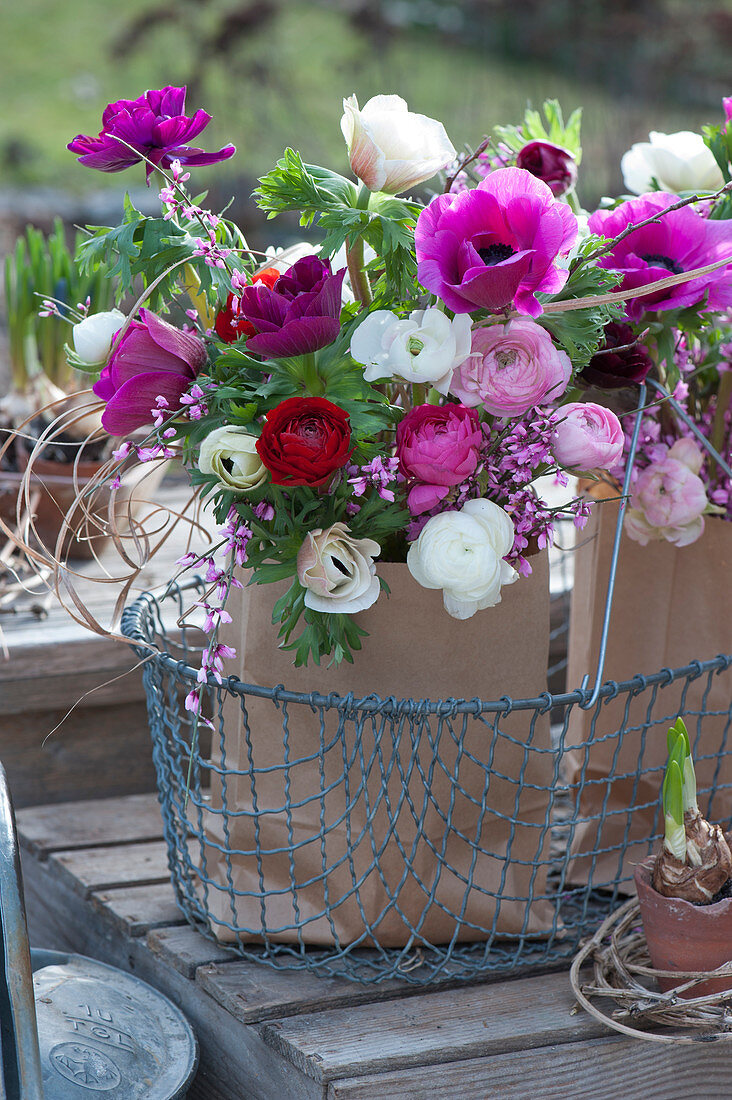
[
  {"left": 588, "top": 193, "right": 732, "bottom": 321},
  {"left": 236, "top": 256, "right": 345, "bottom": 358},
  {"left": 414, "top": 167, "right": 578, "bottom": 317},
  {"left": 93, "top": 309, "right": 206, "bottom": 435},
  {"left": 67, "top": 86, "right": 235, "bottom": 182}
]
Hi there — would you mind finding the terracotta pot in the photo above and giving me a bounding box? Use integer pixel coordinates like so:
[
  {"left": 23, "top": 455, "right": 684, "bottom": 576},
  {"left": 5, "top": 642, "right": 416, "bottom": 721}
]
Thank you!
[
  {"left": 0, "top": 454, "right": 167, "bottom": 561},
  {"left": 634, "top": 857, "right": 732, "bottom": 997}
]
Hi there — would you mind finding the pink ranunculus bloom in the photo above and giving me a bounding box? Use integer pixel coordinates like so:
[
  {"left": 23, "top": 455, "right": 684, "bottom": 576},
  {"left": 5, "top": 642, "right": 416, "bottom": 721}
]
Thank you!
[
  {"left": 93, "top": 309, "right": 206, "bottom": 435},
  {"left": 414, "top": 166, "right": 578, "bottom": 317},
  {"left": 396, "top": 403, "right": 483, "bottom": 515},
  {"left": 633, "top": 455, "right": 708, "bottom": 530},
  {"left": 450, "top": 318, "right": 571, "bottom": 417},
  {"left": 724, "top": 97, "right": 732, "bottom": 123},
  {"left": 551, "top": 402, "right": 624, "bottom": 471},
  {"left": 588, "top": 193, "right": 732, "bottom": 322},
  {"left": 624, "top": 507, "right": 705, "bottom": 549}
]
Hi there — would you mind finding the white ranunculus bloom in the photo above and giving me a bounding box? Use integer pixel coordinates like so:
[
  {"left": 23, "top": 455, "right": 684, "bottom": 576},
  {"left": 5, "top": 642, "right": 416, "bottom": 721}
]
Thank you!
[
  {"left": 407, "top": 498, "right": 518, "bottom": 620},
  {"left": 198, "top": 426, "right": 268, "bottom": 492},
  {"left": 297, "top": 522, "right": 381, "bottom": 614},
  {"left": 621, "top": 131, "right": 724, "bottom": 195},
  {"left": 350, "top": 308, "right": 472, "bottom": 394},
  {"left": 72, "top": 309, "right": 125, "bottom": 365},
  {"left": 340, "top": 94, "right": 456, "bottom": 195}
]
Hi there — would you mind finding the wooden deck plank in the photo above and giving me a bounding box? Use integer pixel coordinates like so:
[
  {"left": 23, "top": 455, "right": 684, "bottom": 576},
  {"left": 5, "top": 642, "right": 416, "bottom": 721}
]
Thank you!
[
  {"left": 49, "top": 839, "right": 170, "bottom": 896},
  {"left": 91, "top": 882, "right": 184, "bottom": 937},
  {"left": 21, "top": 843, "right": 323, "bottom": 1100},
  {"left": 147, "top": 925, "right": 236, "bottom": 979},
  {"left": 16, "top": 791, "right": 163, "bottom": 856},
  {"left": 196, "top": 959, "right": 409, "bottom": 1025},
  {"left": 260, "top": 970, "right": 608, "bottom": 1083},
  {"left": 326, "top": 1036, "right": 732, "bottom": 1099}
]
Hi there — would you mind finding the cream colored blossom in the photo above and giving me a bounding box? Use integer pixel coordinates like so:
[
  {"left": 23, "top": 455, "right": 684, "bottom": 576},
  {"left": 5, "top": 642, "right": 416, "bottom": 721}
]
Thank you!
[
  {"left": 297, "top": 522, "right": 381, "bottom": 613},
  {"left": 198, "top": 426, "right": 268, "bottom": 492},
  {"left": 407, "top": 499, "right": 517, "bottom": 619}
]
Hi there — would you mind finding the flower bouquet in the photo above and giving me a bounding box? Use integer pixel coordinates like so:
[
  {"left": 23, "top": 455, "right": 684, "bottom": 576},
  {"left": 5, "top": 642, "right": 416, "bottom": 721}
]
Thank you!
[
  {"left": 14, "top": 86, "right": 732, "bottom": 957},
  {"left": 560, "top": 101, "right": 732, "bottom": 888}
]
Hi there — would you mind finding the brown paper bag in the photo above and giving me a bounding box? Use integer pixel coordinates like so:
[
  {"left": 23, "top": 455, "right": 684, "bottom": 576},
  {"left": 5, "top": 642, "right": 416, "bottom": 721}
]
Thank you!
[
  {"left": 565, "top": 503, "right": 732, "bottom": 889},
  {"left": 197, "top": 555, "right": 557, "bottom": 946}
]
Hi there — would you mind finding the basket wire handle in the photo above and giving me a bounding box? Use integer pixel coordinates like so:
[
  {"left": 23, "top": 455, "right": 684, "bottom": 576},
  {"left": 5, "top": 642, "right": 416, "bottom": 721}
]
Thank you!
[
  {"left": 579, "top": 382, "right": 647, "bottom": 710},
  {"left": 646, "top": 377, "right": 732, "bottom": 479},
  {"left": 0, "top": 761, "right": 44, "bottom": 1099}
]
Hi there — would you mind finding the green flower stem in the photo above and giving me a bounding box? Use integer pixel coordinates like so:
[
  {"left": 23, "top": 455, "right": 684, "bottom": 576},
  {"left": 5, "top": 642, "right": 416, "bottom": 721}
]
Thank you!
[
  {"left": 565, "top": 189, "right": 582, "bottom": 216},
  {"left": 346, "top": 184, "right": 373, "bottom": 309},
  {"left": 426, "top": 387, "right": 441, "bottom": 405},
  {"left": 299, "top": 353, "right": 324, "bottom": 396}
]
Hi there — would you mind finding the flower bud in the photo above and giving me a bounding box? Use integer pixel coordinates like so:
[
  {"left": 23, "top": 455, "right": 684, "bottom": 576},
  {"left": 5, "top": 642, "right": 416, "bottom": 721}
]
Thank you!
[
  {"left": 72, "top": 309, "right": 126, "bottom": 365},
  {"left": 551, "top": 402, "right": 624, "bottom": 471},
  {"left": 516, "top": 140, "right": 578, "bottom": 197},
  {"left": 341, "top": 94, "right": 455, "bottom": 195}
]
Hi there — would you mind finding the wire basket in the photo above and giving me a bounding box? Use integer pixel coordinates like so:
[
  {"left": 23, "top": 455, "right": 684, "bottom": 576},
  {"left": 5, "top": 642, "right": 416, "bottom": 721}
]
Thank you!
[{"left": 121, "top": 556, "right": 732, "bottom": 984}]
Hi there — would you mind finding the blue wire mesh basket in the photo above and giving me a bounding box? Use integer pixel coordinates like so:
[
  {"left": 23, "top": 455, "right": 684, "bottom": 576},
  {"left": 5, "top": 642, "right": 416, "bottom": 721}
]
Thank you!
[{"left": 120, "top": 546, "right": 732, "bottom": 985}]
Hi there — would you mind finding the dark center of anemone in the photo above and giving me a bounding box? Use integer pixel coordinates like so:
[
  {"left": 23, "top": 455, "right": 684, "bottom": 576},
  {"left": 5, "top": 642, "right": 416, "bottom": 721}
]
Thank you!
[
  {"left": 640, "top": 253, "right": 684, "bottom": 275},
  {"left": 478, "top": 242, "right": 515, "bottom": 266}
]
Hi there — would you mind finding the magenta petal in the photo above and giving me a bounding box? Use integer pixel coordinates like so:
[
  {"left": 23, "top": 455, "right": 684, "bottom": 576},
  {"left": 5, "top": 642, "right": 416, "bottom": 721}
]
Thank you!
[
  {"left": 246, "top": 317, "right": 341, "bottom": 358},
  {"left": 92, "top": 368, "right": 116, "bottom": 401},
  {"left": 407, "top": 483, "right": 450, "bottom": 515},
  {"left": 100, "top": 371, "right": 190, "bottom": 435},
  {"left": 139, "top": 309, "right": 206, "bottom": 371},
  {"left": 455, "top": 252, "right": 534, "bottom": 310}
]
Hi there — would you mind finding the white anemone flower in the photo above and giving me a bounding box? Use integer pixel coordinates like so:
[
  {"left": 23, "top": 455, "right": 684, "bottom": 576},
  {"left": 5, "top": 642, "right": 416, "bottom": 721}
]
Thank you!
[
  {"left": 621, "top": 131, "right": 724, "bottom": 195},
  {"left": 350, "top": 308, "right": 472, "bottom": 394},
  {"left": 341, "top": 94, "right": 456, "bottom": 195}
]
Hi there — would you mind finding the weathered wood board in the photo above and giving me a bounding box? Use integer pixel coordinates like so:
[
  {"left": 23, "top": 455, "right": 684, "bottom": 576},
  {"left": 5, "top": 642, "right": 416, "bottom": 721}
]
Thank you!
[{"left": 16, "top": 790, "right": 729, "bottom": 1100}]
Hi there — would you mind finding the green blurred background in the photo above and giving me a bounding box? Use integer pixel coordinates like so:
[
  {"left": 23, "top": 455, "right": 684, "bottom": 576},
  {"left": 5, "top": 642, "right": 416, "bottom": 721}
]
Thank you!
[{"left": 2, "top": 0, "right": 729, "bottom": 210}]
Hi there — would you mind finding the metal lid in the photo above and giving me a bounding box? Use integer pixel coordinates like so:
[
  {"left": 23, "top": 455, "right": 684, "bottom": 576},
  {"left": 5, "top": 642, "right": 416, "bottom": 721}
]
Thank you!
[{"left": 32, "top": 950, "right": 198, "bottom": 1099}]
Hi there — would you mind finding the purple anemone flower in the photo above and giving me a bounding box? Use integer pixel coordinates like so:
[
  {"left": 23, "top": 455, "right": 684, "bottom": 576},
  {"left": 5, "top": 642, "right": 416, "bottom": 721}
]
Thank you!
[
  {"left": 588, "top": 193, "right": 732, "bottom": 321},
  {"left": 93, "top": 309, "right": 206, "bottom": 435},
  {"left": 67, "top": 86, "right": 235, "bottom": 182},
  {"left": 237, "top": 256, "right": 345, "bottom": 358},
  {"left": 414, "top": 166, "right": 578, "bottom": 317}
]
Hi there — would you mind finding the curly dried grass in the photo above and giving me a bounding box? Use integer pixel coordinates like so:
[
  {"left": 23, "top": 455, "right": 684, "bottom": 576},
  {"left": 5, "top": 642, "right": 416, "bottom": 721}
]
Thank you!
[
  {"left": 0, "top": 388, "right": 207, "bottom": 646},
  {"left": 570, "top": 897, "right": 732, "bottom": 1043}
]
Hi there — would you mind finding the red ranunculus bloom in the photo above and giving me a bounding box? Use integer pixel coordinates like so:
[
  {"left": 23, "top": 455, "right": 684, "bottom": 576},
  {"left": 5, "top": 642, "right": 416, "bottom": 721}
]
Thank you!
[{"left": 256, "top": 397, "right": 352, "bottom": 486}]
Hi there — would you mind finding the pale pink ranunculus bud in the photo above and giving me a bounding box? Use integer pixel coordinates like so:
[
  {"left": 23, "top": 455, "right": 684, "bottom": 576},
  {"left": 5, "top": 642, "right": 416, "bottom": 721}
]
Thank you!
[
  {"left": 297, "top": 522, "right": 381, "bottom": 613},
  {"left": 340, "top": 94, "right": 456, "bottom": 195},
  {"left": 633, "top": 457, "right": 708, "bottom": 530},
  {"left": 667, "top": 437, "right": 704, "bottom": 475},
  {"left": 551, "top": 402, "right": 624, "bottom": 471},
  {"left": 450, "top": 319, "right": 571, "bottom": 417},
  {"left": 407, "top": 498, "right": 517, "bottom": 620}
]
